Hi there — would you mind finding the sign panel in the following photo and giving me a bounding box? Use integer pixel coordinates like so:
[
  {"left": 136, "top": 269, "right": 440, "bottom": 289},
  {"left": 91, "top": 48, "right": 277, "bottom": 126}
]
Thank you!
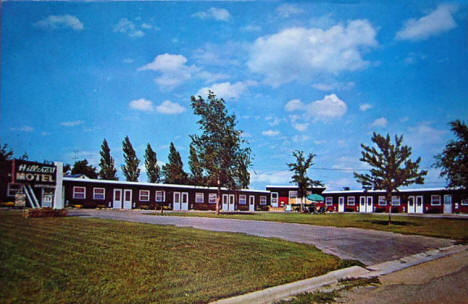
[{"left": 13, "top": 161, "right": 56, "bottom": 185}]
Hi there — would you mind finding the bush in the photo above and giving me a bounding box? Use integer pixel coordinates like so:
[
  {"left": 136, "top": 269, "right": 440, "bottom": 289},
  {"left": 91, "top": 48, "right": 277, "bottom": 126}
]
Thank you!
[
  {"left": 96, "top": 204, "right": 106, "bottom": 209},
  {"left": 0, "top": 201, "right": 15, "bottom": 207},
  {"left": 73, "top": 204, "right": 83, "bottom": 208},
  {"left": 139, "top": 204, "right": 149, "bottom": 210},
  {"left": 23, "top": 208, "right": 68, "bottom": 218}
]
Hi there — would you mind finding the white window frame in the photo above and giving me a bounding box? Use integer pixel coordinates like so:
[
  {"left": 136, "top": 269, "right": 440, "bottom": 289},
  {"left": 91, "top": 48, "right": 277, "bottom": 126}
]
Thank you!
[
  {"left": 271, "top": 192, "right": 279, "bottom": 204},
  {"left": 73, "top": 186, "right": 86, "bottom": 199},
  {"left": 461, "top": 199, "right": 468, "bottom": 206},
  {"left": 139, "top": 190, "right": 150, "bottom": 202},
  {"left": 239, "top": 194, "right": 247, "bottom": 205},
  {"left": 289, "top": 191, "right": 298, "bottom": 199},
  {"left": 431, "top": 195, "right": 441, "bottom": 206},
  {"left": 207, "top": 193, "right": 216, "bottom": 204},
  {"left": 93, "top": 187, "right": 105, "bottom": 200},
  {"left": 7, "top": 183, "right": 22, "bottom": 197},
  {"left": 347, "top": 196, "right": 355, "bottom": 206},
  {"left": 195, "top": 192, "right": 204, "bottom": 204},
  {"left": 155, "top": 191, "right": 165, "bottom": 202},
  {"left": 325, "top": 197, "right": 333, "bottom": 206},
  {"left": 378, "top": 196, "right": 386, "bottom": 206},
  {"left": 260, "top": 196, "right": 267, "bottom": 205},
  {"left": 391, "top": 196, "right": 401, "bottom": 206}
]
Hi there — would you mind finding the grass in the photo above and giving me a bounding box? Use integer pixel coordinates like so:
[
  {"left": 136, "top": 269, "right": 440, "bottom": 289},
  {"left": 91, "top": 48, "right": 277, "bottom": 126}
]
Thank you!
[
  {"left": 161, "top": 212, "right": 468, "bottom": 241},
  {"left": 0, "top": 210, "right": 341, "bottom": 304}
]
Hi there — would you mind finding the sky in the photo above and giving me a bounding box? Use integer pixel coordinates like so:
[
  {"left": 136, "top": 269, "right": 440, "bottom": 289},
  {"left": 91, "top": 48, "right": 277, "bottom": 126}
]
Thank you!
[{"left": 1, "top": 1, "right": 467, "bottom": 190}]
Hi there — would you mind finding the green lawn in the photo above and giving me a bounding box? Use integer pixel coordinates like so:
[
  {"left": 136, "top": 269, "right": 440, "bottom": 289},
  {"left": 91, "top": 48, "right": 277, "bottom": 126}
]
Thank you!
[
  {"left": 163, "top": 212, "right": 468, "bottom": 241},
  {"left": 0, "top": 211, "right": 341, "bottom": 304}
]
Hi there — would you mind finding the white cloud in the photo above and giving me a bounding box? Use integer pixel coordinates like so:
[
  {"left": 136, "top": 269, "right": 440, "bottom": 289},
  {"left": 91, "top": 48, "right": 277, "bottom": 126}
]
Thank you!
[
  {"left": 396, "top": 4, "right": 458, "bottom": 41},
  {"left": 10, "top": 126, "right": 34, "bottom": 132},
  {"left": 61, "top": 120, "right": 84, "bottom": 127},
  {"left": 155, "top": 100, "right": 186, "bottom": 114},
  {"left": 285, "top": 94, "right": 348, "bottom": 122},
  {"left": 370, "top": 117, "right": 388, "bottom": 128},
  {"left": 406, "top": 122, "right": 447, "bottom": 146},
  {"left": 251, "top": 170, "right": 291, "bottom": 184},
  {"left": 266, "top": 116, "right": 281, "bottom": 126},
  {"left": 262, "top": 130, "right": 280, "bottom": 136},
  {"left": 359, "top": 103, "right": 372, "bottom": 111},
  {"left": 34, "top": 15, "right": 84, "bottom": 31},
  {"left": 248, "top": 20, "right": 378, "bottom": 86},
  {"left": 138, "top": 54, "right": 197, "bottom": 89},
  {"left": 192, "top": 7, "right": 231, "bottom": 22},
  {"left": 123, "top": 58, "right": 135, "bottom": 64},
  {"left": 276, "top": 4, "right": 304, "bottom": 18},
  {"left": 292, "top": 123, "right": 309, "bottom": 132},
  {"left": 241, "top": 25, "right": 261, "bottom": 32},
  {"left": 197, "top": 81, "right": 257, "bottom": 100},
  {"left": 64, "top": 151, "right": 99, "bottom": 166},
  {"left": 312, "top": 82, "right": 355, "bottom": 91},
  {"left": 41, "top": 131, "right": 51, "bottom": 136},
  {"left": 292, "top": 135, "right": 310, "bottom": 142},
  {"left": 129, "top": 98, "right": 154, "bottom": 112},
  {"left": 113, "top": 18, "right": 145, "bottom": 38}
]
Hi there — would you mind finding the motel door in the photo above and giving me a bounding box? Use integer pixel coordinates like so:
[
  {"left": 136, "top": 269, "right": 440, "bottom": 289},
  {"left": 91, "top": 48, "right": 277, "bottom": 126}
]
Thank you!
[
  {"left": 222, "top": 194, "right": 229, "bottom": 210},
  {"left": 123, "top": 189, "right": 132, "bottom": 209},
  {"left": 407, "top": 196, "right": 415, "bottom": 213},
  {"left": 249, "top": 196, "right": 255, "bottom": 212},
  {"left": 366, "top": 196, "right": 373, "bottom": 213},
  {"left": 173, "top": 192, "right": 181, "bottom": 211},
  {"left": 415, "top": 196, "right": 424, "bottom": 213},
  {"left": 443, "top": 195, "right": 452, "bottom": 214},
  {"left": 113, "top": 189, "right": 122, "bottom": 209},
  {"left": 228, "top": 194, "right": 235, "bottom": 211},
  {"left": 359, "top": 197, "right": 366, "bottom": 213},
  {"left": 181, "top": 192, "right": 189, "bottom": 211},
  {"left": 338, "top": 197, "right": 345, "bottom": 212}
]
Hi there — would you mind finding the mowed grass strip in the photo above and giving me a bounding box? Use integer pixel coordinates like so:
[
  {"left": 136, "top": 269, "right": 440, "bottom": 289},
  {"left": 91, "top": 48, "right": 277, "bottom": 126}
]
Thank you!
[
  {"left": 163, "top": 212, "right": 468, "bottom": 241},
  {"left": 0, "top": 211, "right": 340, "bottom": 304}
]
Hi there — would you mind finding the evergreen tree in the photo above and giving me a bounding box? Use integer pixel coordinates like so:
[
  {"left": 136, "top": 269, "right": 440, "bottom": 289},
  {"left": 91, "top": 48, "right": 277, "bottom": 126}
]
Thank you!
[
  {"left": 434, "top": 120, "right": 468, "bottom": 190},
  {"left": 354, "top": 133, "right": 427, "bottom": 224},
  {"left": 190, "top": 91, "right": 252, "bottom": 214},
  {"left": 71, "top": 159, "right": 98, "bottom": 179},
  {"left": 287, "top": 150, "right": 323, "bottom": 212},
  {"left": 98, "top": 139, "right": 118, "bottom": 180},
  {"left": 162, "top": 142, "right": 188, "bottom": 184},
  {"left": 188, "top": 143, "right": 204, "bottom": 185},
  {"left": 145, "top": 143, "right": 160, "bottom": 183},
  {"left": 121, "top": 136, "right": 140, "bottom": 182}
]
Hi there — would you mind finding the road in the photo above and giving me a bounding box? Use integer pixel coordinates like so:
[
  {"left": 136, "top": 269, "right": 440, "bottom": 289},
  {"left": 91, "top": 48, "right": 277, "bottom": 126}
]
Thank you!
[{"left": 69, "top": 209, "right": 453, "bottom": 265}]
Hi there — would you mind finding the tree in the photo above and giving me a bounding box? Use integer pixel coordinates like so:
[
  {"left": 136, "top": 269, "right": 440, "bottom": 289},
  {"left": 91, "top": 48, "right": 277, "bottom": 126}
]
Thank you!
[
  {"left": 162, "top": 142, "right": 188, "bottom": 184},
  {"left": 188, "top": 144, "right": 204, "bottom": 185},
  {"left": 287, "top": 150, "right": 323, "bottom": 212},
  {"left": 0, "top": 143, "right": 14, "bottom": 161},
  {"left": 122, "top": 136, "right": 140, "bottom": 182},
  {"left": 354, "top": 133, "right": 427, "bottom": 224},
  {"left": 71, "top": 159, "right": 98, "bottom": 179},
  {"left": 63, "top": 164, "right": 72, "bottom": 175},
  {"left": 434, "top": 120, "right": 468, "bottom": 190},
  {"left": 190, "top": 91, "right": 252, "bottom": 214},
  {"left": 145, "top": 143, "right": 160, "bottom": 183},
  {"left": 236, "top": 153, "right": 251, "bottom": 189},
  {"left": 98, "top": 139, "right": 118, "bottom": 180}
]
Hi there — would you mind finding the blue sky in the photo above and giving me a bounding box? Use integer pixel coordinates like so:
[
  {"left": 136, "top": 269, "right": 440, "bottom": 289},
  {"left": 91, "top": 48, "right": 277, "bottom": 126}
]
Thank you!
[{"left": 1, "top": 1, "right": 467, "bottom": 190}]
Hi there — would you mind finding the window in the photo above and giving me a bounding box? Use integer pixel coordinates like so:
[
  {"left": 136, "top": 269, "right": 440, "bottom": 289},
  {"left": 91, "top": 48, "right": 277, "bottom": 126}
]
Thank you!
[
  {"left": 155, "top": 191, "right": 165, "bottom": 202},
  {"left": 391, "top": 196, "right": 400, "bottom": 206},
  {"left": 7, "top": 184, "right": 22, "bottom": 197},
  {"left": 239, "top": 195, "right": 247, "bottom": 205},
  {"left": 431, "top": 195, "right": 441, "bottom": 206},
  {"left": 260, "top": 196, "right": 267, "bottom": 205},
  {"left": 347, "top": 196, "right": 355, "bottom": 206},
  {"left": 73, "top": 186, "right": 86, "bottom": 199},
  {"left": 93, "top": 188, "right": 105, "bottom": 200},
  {"left": 289, "top": 191, "right": 298, "bottom": 199},
  {"left": 325, "top": 197, "right": 333, "bottom": 206},
  {"left": 461, "top": 199, "right": 468, "bottom": 206},
  {"left": 209, "top": 193, "right": 217, "bottom": 204},
  {"left": 139, "top": 190, "right": 150, "bottom": 202},
  {"left": 195, "top": 192, "right": 204, "bottom": 203},
  {"left": 378, "top": 196, "right": 386, "bottom": 206}
]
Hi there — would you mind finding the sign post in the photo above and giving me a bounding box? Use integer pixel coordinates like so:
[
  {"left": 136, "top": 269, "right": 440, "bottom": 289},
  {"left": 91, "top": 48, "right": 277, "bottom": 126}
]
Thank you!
[{"left": 54, "top": 162, "right": 64, "bottom": 209}]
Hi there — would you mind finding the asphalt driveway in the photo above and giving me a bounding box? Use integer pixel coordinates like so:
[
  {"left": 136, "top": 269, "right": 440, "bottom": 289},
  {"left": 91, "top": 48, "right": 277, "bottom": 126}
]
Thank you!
[{"left": 69, "top": 209, "right": 454, "bottom": 265}]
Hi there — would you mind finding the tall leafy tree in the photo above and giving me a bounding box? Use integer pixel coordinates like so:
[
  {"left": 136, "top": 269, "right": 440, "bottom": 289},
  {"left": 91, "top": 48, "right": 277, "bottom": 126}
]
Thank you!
[
  {"left": 434, "top": 120, "right": 468, "bottom": 190},
  {"left": 145, "top": 143, "right": 160, "bottom": 183},
  {"left": 188, "top": 143, "right": 204, "bottom": 185},
  {"left": 162, "top": 142, "right": 188, "bottom": 184},
  {"left": 190, "top": 91, "right": 252, "bottom": 214},
  {"left": 71, "top": 159, "right": 98, "bottom": 179},
  {"left": 121, "top": 136, "right": 140, "bottom": 182},
  {"left": 287, "top": 150, "right": 323, "bottom": 212},
  {"left": 0, "top": 143, "right": 14, "bottom": 161},
  {"left": 236, "top": 154, "right": 251, "bottom": 189},
  {"left": 354, "top": 133, "right": 427, "bottom": 224},
  {"left": 98, "top": 139, "right": 118, "bottom": 180}
]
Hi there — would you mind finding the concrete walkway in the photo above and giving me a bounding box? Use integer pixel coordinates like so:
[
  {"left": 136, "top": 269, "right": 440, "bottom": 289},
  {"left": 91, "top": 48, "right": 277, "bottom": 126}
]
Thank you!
[{"left": 69, "top": 209, "right": 453, "bottom": 265}]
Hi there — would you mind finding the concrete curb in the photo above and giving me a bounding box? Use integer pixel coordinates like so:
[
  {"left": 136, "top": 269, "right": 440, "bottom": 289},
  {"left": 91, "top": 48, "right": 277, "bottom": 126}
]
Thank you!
[{"left": 210, "top": 244, "right": 468, "bottom": 304}]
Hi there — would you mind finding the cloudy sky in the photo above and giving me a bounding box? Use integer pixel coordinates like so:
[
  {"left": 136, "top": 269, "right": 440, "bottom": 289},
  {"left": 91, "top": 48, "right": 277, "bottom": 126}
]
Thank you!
[{"left": 1, "top": 1, "right": 467, "bottom": 190}]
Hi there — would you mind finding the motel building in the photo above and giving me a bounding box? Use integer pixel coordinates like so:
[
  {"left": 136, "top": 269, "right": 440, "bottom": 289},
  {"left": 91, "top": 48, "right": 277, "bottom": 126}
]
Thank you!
[{"left": 1, "top": 159, "right": 468, "bottom": 214}]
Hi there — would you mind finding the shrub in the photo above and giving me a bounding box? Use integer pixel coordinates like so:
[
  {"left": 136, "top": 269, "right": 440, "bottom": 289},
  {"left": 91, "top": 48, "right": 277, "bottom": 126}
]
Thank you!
[
  {"left": 139, "top": 204, "right": 149, "bottom": 210},
  {"left": 73, "top": 204, "right": 83, "bottom": 209},
  {"left": 96, "top": 204, "right": 106, "bottom": 209},
  {"left": 0, "top": 201, "right": 15, "bottom": 207},
  {"left": 23, "top": 208, "right": 68, "bottom": 218}
]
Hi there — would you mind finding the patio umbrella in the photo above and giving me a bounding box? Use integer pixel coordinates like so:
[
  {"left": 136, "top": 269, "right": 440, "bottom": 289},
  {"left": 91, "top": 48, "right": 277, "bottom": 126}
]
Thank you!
[{"left": 306, "top": 194, "right": 324, "bottom": 202}]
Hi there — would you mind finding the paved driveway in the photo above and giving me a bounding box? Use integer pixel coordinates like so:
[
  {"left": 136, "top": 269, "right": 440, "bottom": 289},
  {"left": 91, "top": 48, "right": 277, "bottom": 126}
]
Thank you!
[{"left": 69, "top": 209, "right": 454, "bottom": 265}]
